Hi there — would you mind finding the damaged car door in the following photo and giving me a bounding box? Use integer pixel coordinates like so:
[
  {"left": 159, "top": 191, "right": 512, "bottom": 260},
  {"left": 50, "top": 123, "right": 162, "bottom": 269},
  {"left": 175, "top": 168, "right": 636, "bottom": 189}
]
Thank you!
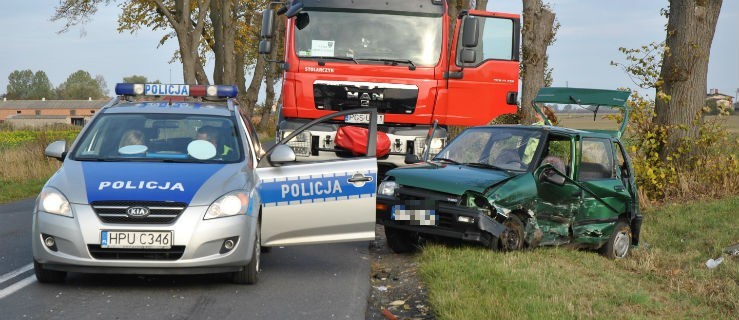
[{"left": 531, "top": 134, "right": 581, "bottom": 248}]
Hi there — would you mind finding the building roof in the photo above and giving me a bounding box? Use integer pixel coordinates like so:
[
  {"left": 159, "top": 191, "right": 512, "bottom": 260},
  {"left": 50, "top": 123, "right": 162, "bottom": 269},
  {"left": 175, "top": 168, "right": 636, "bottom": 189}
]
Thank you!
[
  {"left": 8, "top": 115, "right": 70, "bottom": 119},
  {"left": 0, "top": 99, "right": 109, "bottom": 110}
]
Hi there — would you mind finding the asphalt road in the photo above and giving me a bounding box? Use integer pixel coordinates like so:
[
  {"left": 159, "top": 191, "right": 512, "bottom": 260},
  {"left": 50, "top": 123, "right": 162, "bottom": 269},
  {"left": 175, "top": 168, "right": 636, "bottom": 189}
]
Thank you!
[{"left": 0, "top": 199, "right": 371, "bottom": 319}]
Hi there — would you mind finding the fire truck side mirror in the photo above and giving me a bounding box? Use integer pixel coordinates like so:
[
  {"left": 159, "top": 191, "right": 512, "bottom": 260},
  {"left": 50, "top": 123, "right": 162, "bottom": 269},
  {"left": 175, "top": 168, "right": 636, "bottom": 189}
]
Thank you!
[
  {"left": 261, "top": 9, "right": 275, "bottom": 38},
  {"left": 461, "top": 16, "right": 479, "bottom": 48},
  {"left": 285, "top": 1, "right": 304, "bottom": 18},
  {"left": 259, "top": 40, "right": 272, "bottom": 55},
  {"left": 461, "top": 48, "right": 476, "bottom": 64}
]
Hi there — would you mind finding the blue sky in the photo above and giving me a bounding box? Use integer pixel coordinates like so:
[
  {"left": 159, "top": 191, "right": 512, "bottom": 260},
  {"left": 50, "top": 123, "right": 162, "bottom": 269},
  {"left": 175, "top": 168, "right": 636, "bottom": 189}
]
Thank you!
[{"left": 1, "top": 1, "right": 737, "bottom": 98}]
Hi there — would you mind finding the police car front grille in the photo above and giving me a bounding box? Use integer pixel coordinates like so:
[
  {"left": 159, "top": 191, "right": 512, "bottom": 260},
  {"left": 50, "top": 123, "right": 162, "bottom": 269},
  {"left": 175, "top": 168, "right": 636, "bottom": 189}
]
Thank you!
[
  {"left": 91, "top": 201, "right": 187, "bottom": 224},
  {"left": 87, "top": 245, "right": 185, "bottom": 260}
]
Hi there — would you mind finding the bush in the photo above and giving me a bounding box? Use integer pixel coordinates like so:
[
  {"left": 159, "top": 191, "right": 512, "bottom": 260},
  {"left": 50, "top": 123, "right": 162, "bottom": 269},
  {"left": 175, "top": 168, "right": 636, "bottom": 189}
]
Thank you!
[
  {"left": 0, "top": 125, "right": 79, "bottom": 181},
  {"left": 623, "top": 92, "right": 739, "bottom": 205},
  {"left": 490, "top": 113, "right": 521, "bottom": 125}
]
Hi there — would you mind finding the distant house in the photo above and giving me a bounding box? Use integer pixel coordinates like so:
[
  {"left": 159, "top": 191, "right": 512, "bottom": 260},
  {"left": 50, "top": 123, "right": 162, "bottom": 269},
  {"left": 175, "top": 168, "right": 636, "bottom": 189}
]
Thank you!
[
  {"left": 0, "top": 98, "right": 108, "bottom": 127},
  {"left": 705, "top": 89, "right": 734, "bottom": 114}
]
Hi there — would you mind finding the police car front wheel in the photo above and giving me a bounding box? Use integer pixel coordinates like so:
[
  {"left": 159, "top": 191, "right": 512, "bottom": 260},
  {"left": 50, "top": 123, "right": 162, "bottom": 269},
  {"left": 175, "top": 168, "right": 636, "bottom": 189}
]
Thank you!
[
  {"left": 232, "top": 222, "right": 261, "bottom": 284},
  {"left": 34, "top": 261, "right": 67, "bottom": 283}
]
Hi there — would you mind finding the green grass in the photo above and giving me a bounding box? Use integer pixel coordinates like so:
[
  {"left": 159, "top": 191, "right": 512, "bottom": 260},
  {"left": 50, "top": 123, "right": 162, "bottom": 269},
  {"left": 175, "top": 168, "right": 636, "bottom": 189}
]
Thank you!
[
  {"left": 418, "top": 197, "right": 739, "bottom": 319},
  {"left": 0, "top": 178, "right": 48, "bottom": 204}
]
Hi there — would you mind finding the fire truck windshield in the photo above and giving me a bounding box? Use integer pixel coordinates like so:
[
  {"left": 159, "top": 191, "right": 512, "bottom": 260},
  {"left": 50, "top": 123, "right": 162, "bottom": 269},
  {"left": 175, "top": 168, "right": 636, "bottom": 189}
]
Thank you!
[{"left": 294, "top": 11, "right": 442, "bottom": 67}]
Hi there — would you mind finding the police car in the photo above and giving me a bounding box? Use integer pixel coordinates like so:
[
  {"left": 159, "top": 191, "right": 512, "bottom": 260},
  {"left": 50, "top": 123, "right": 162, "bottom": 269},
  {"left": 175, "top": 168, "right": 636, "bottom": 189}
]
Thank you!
[{"left": 33, "top": 83, "right": 379, "bottom": 284}]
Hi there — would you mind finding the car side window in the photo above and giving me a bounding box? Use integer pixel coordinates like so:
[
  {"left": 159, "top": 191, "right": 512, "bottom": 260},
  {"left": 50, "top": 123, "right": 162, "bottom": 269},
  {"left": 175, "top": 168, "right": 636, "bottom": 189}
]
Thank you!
[
  {"left": 456, "top": 15, "right": 517, "bottom": 66},
  {"left": 540, "top": 135, "right": 572, "bottom": 177},
  {"left": 612, "top": 141, "right": 631, "bottom": 179},
  {"left": 579, "top": 138, "right": 615, "bottom": 181}
]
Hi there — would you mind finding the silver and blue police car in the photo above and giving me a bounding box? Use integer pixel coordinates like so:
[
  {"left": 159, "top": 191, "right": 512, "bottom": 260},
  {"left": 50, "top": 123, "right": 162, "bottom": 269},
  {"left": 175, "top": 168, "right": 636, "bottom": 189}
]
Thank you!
[{"left": 33, "top": 83, "right": 379, "bottom": 284}]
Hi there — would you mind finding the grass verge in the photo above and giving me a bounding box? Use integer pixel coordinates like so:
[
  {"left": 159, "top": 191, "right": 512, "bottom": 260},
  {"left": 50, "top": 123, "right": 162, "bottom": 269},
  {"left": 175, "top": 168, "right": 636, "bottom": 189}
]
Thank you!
[
  {"left": 418, "top": 196, "right": 738, "bottom": 319},
  {"left": 0, "top": 178, "right": 48, "bottom": 204}
]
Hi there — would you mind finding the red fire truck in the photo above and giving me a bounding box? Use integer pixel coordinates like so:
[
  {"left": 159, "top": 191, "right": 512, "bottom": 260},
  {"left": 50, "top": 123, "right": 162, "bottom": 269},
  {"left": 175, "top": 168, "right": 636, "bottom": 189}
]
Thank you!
[{"left": 260, "top": 0, "right": 520, "bottom": 173}]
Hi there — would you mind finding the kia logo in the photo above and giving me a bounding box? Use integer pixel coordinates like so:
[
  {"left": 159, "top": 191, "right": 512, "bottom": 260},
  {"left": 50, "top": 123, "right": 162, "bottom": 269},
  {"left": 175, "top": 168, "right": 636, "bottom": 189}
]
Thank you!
[{"left": 126, "top": 206, "right": 150, "bottom": 218}]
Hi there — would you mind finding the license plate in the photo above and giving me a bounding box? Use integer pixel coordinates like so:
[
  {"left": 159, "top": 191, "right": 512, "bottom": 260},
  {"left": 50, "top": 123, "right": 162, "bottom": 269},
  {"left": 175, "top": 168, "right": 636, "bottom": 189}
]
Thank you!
[
  {"left": 391, "top": 205, "right": 437, "bottom": 226},
  {"left": 101, "top": 231, "right": 173, "bottom": 249},
  {"left": 345, "top": 113, "right": 384, "bottom": 124}
]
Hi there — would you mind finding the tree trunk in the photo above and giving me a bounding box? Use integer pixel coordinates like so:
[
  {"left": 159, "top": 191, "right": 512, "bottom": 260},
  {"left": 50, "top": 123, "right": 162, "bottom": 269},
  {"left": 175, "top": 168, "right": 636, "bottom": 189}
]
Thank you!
[
  {"left": 210, "top": 0, "right": 225, "bottom": 84},
  {"left": 258, "top": 13, "right": 286, "bottom": 131},
  {"left": 655, "top": 0, "right": 722, "bottom": 157},
  {"left": 222, "top": 0, "right": 236, "bottom": 85},
  {"left": 519, "top": 0, "right": 556, "bottom": 125},
  {"left": 154, "top": 0, "right": 210, "bottom": 85},
  {"left": 243, "top": 57, "right": 267, "bottom": 117}
]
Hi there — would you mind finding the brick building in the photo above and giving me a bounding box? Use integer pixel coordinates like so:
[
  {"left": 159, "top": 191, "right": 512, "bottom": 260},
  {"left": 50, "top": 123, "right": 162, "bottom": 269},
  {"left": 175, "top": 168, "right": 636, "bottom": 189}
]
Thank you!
[{"left": 0, "top": 98, "right": 108, "bottom": 127}]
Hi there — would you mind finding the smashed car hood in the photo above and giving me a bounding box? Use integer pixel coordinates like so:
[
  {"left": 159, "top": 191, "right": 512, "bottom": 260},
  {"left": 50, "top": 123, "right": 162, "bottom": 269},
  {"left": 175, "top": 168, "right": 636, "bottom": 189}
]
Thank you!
[{"left": 389, "top": 163, "right": 513, "bottom": 195}]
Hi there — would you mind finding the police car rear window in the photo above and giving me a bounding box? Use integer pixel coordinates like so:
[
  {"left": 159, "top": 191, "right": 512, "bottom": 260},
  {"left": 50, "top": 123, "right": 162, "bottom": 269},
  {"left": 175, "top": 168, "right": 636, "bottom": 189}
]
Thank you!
[{"left": 71, "top": 113, "right": 243, "bottom": 163}]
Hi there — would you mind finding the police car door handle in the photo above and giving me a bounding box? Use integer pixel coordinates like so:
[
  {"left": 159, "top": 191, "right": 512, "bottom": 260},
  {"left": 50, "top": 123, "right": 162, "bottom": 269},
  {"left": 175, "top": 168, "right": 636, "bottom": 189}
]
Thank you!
[
  {"left": 348, "top": 175, "right": 373, "bottom": 183},
  {"left": 614, "top": 185, "right": 625, "bottom": 191}
]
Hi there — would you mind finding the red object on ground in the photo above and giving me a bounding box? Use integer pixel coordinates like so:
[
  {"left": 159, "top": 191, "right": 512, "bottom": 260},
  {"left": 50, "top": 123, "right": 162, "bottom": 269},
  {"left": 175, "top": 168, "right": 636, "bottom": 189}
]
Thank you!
[
  {"left": 381, "top": 308, "right": 398, "bottom": 320},
  {"left": 335, "top": 126, "right": 391, "bottom": 157}
]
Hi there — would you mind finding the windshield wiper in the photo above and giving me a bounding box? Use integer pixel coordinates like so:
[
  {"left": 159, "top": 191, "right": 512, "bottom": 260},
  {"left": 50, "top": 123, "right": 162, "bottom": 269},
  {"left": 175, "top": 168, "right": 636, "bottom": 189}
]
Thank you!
[
  {"left": 306, "top": 56, "right": 358, "bottom": 64},
  {"left": 75, "top": 157, "right": 114, "bottom": 162},
  {"left": 433, "top": 157, "right": 460, "bottom": 165},
  {"left": 463, "top": 162, "right": 507, "bottom": 171},
  {"left": 356, "top": 58, "right": 416, "bottom": 70}
]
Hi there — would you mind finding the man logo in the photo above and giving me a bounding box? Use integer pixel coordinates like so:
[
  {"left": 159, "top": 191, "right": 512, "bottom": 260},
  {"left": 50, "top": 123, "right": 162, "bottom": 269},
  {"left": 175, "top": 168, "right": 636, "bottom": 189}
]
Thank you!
[{"left": 126, "top": 206, "right": 150, "bottom": 218}]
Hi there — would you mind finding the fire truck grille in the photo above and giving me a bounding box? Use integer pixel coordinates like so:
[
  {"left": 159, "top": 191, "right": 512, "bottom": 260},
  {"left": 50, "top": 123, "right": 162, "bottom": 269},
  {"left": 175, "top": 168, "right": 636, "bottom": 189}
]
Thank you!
[{"left": 313, "top": 81, "right": 418, "bottom": 114}]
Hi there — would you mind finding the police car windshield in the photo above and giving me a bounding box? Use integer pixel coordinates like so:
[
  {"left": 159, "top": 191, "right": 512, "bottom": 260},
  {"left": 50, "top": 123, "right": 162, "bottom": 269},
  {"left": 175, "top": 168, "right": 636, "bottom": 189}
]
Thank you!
[{"left": 71, "top": 113, "right": 243, "bottom": 163}]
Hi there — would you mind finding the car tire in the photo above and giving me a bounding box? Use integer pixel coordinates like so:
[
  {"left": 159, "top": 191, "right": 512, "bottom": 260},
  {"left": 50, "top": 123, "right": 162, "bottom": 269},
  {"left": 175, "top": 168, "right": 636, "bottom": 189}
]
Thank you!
[
  {"left": 499, "top": 215, "right": 525, "bottom": 251},
  {"left": 602, "top": 221, "right": 632, "bottom": 259},
  {"left": 486, "top": 235, "right": 501, "bottom": 251},
  {"left": 233, "top": 222, "right": 261, "bottom": 284},
  {"left": 34, "top": 261, "right": 66, "bottom": 283},
  {"left": 384, "top": 226, "right": 419, "bottom": 254}
]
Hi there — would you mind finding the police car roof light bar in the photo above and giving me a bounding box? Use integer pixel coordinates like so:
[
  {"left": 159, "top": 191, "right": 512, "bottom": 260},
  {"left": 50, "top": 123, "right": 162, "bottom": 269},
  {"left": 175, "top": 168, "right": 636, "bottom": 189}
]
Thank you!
[{"left": 114, "top": 83, "right": 238, "bottom": 98}]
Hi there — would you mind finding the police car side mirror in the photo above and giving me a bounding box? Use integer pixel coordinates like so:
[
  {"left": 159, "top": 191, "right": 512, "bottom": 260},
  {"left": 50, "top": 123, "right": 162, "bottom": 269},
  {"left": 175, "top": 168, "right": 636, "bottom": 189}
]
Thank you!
[
  {"left": 404, "top": 153, "right": 421, "bottom": 164},
  {"left": 44, "top": 140, "right": 68, "bottom": 162},
  {"left": 269, "top": 144, "right": 297, "bottom": 164}
]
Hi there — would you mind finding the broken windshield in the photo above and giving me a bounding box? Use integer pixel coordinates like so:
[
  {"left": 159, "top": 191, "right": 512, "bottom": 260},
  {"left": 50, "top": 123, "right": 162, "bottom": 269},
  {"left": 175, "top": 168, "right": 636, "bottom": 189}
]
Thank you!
[
  {"left": 434, "top": 127, "right": 543, "bottom": 172},
  {"left": 294, "top": 10, "right": 442, "bottom": 67}
]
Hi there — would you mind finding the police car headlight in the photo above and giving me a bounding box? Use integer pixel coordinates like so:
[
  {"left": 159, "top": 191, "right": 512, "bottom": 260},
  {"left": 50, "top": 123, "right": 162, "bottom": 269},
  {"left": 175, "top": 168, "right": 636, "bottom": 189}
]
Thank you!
[
  {"left": 38, "top": 188, "right": 72, "bottom": 217},
  {"left": 205, "top": 191, "right": 249, "bottom": 220},
  {"left": 378, "top": 180, "right": 398, "bottom": 197}
]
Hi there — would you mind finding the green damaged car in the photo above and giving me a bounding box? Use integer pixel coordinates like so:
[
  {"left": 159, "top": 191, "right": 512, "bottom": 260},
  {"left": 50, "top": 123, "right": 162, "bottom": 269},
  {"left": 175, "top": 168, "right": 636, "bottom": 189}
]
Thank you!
[{"left": 376, "top": 87, "right": 643, "bottom": 258}]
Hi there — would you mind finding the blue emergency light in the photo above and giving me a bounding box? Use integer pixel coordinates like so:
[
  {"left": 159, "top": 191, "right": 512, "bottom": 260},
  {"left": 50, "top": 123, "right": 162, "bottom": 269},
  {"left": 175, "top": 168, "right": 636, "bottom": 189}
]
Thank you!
[{"left": 115, "top": 83, "right": 238, "bottom": 98}]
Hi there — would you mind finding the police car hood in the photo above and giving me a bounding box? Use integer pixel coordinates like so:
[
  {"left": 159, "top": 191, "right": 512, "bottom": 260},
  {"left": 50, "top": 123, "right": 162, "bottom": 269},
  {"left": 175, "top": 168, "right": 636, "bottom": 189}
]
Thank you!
[
  {"left": 52, "top": 161, "right": 249, "bottom": 206},
  {"left": 388, "top": 163, "right": 514, "bottom": 195}
]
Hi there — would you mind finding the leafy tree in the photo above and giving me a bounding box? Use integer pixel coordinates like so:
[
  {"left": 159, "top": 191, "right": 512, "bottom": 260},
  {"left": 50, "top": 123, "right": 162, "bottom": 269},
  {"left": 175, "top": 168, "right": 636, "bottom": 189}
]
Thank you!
[
  {"left": 122, "top": 75, "right": 149, "bottom": 83},
  {"left": 30, "top": 71, "right": 54, "bottom": 99},
  {"left": 54, "top": 0, "right": 212, "bottom": 85},
  {"left": 6, "top": 70, "right": 34, "bottom": 99},
  {"left": 57, "top": 70, "right": 106, "bottom": 99},
  {"left": 655, "top": 0, "right": 723, "bottom": 158},
  {"left": 6, "top": 69, "right": 53, "bottom": 100},
  {"left": 52, "top": 0, "right": 271, "bottom": 116},
  {"left": 519, "top": 0, "right": 558, "bottom": 125}
]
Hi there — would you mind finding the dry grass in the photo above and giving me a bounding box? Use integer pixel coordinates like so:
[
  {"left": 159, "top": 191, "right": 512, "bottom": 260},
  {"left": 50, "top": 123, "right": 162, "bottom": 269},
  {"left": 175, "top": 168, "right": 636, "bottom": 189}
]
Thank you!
[
  {"left": 558, "top": 113, "right": 739, "bottom": 134},
  {"left": 0, "top": 139, "right": 62, "bottom": 181}
]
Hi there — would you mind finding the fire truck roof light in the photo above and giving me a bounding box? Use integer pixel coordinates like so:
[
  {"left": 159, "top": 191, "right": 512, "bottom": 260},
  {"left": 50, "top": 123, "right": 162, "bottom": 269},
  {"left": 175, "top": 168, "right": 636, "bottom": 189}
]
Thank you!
[{"left": 114, "top": 83, "right": 238, "bottom": 98}]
